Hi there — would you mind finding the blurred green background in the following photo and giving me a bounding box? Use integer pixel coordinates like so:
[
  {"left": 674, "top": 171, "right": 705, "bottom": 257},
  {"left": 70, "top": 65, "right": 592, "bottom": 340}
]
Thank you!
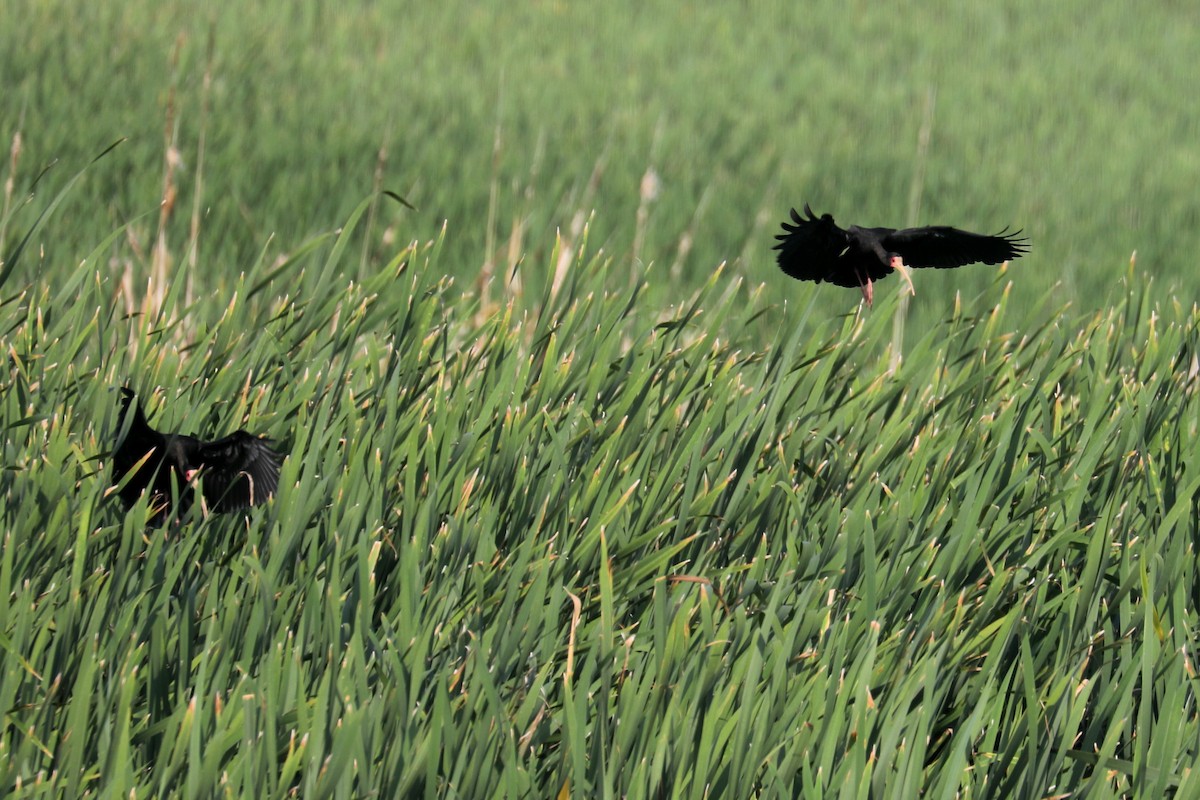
[
  {"left": 5, "top": 0, "right": 1198, "bottom": 328},
  {"left": 5, "top": 3, "right": 1200, "bottom": 796}
]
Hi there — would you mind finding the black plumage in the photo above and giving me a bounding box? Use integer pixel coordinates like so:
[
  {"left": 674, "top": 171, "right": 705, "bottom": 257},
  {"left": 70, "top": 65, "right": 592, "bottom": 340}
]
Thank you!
[
  {"left": 112, "top": 388, "right": 283, "bottom": 522},
  {"left": 774, "top": 204, "right": 1029, "bottom": 306}
]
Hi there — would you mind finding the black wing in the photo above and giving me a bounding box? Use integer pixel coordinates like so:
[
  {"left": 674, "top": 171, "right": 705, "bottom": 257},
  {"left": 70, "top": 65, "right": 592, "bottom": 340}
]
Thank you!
[
  {"left": 883, "top": 226, "right": 1028, "bottom": 269},
  {"left": 112, "top": 388, "right": 166, "bottom": 507},
  {"left": 774, "top": 204, "right": 855, "bottom": 283},
  {"left": 194, "top": 432, "right": 284, "bottom": 511}
]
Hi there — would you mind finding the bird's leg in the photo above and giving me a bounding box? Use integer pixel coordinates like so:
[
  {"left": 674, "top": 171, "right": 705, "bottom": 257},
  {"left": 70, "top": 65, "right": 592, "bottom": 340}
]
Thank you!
[
  {"left": 855, "top": 267, "right": 874, "bottom": 307},
  {"left": 890, "top": 255, "right": 916, "bottom": 297}
]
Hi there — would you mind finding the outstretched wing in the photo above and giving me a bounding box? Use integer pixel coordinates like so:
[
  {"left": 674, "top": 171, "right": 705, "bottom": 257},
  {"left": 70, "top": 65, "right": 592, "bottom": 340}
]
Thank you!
[
  {"left": 774, "top": 204, "right": 854, "bottom": 283},
  {"left": 883, "top": 226, "right": 1029, "bottom": 269},
  {"left": 194, "top": 432, "right": 284, "bottom": 511}
]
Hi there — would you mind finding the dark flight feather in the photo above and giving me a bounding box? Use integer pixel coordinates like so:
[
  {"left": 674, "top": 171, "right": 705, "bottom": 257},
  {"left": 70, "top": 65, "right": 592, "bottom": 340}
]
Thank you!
[{"left": 881, "top": 225, "right": 1028, "bottom": 269}]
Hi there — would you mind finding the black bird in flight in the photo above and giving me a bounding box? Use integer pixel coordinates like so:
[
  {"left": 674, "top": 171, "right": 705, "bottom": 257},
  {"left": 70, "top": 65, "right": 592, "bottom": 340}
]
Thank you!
[
  {"left": 112, "top": 388, "right": 283, "bottom": 523},
  {"left": 774, "top": 204, "right": 1029, "bottom": 306}
]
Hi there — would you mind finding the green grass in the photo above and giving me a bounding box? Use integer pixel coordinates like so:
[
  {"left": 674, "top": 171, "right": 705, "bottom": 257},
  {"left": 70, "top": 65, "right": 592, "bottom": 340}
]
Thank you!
[
  {"left": 4, "top": 1, "right": 1200, "bottom": 796},
  {"left": 3, "top": 0, "right": 1200, "bottom": 327},
  {"left": 4, "top": 194, "right": 1200, "bottom": 795}
]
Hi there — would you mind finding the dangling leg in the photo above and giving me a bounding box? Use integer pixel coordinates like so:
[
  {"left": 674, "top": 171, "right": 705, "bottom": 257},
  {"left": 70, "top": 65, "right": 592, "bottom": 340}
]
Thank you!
[{"left": 855, "top": 267, "right": 874, "bottom": 307}]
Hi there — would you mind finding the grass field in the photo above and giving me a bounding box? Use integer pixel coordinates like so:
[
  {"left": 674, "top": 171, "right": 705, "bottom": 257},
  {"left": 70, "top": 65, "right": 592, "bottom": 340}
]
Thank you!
[{"left": 4, "top": 1, "right": 1200, "bottom": 797}]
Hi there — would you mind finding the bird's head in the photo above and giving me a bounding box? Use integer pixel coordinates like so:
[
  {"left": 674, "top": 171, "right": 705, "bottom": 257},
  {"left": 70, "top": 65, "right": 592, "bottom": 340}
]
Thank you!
[
  {"left": 163, "top": 437, "right": 201, "bottom": 482},
  {"left": 887, "top": 255, "right": 917, "bottom": 298}
]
